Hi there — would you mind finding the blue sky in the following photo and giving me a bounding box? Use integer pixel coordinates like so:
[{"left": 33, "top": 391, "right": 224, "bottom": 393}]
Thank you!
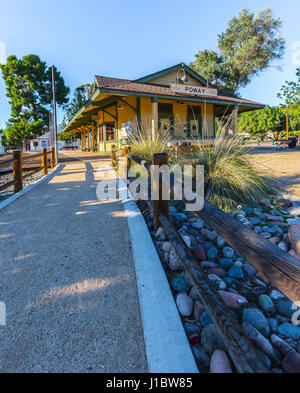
[{"left": 0, "top": 0, "right": 299, "bottom": 127}]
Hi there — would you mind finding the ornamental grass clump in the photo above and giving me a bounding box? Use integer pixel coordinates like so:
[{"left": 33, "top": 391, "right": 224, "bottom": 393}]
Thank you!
[
  {"left": 129, "top": 122, "right": 174, "bottom": 162},
  {"left": 178, "top": 131, "right": 279, "bottom": 211}
]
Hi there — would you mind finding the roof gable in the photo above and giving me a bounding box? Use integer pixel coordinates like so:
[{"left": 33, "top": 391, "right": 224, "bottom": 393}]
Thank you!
[{"left": 135, "top": 63, "right": 215, "bottom": 88}]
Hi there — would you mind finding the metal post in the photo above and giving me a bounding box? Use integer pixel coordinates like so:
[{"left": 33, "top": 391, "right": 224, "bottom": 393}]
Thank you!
[{"left": 51, "top": 65, "right": 58, "bottom": 164}]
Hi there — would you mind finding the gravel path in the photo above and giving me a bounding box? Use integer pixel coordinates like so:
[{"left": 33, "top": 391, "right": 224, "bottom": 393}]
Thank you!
[{"left": 0, "top": 152, "right": 147, "bottom": 373}]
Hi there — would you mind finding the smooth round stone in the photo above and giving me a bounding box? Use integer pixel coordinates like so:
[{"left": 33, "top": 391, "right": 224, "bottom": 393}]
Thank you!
[
  {"left": 242, "top": 262, "right": 257, "bottom": 278},
  {"left": 181, "top": 234, "right": 192, "bottom": 248},
  {"left": 184, "top": 322, "right": 201, "bottom": 336},
  {"left": 189, "top": 334, "right": 201, "bottom": 345},
  {"left": 277, "top": 198, "right": 293, "bottom": 209},
  {"left": 223, "top": 247, "right": 234, "bottom": 258},
  {"left": 207, "top": 247, "right": 219, "bottom": 260},
  {"left": 189, "top": 287, "right": 200, "bottom": 302},
  {"left": 201, "top": 324, "right": 226, "bottom": 355},
  {"left": 282, "top": 352, "right": 300, "bottom": 373},
  {"left": 242, "top": 207, "right": 253, "bottom": 216},
  {"left": 169, "top": 206, "right": 177, "bottom": 215},
  {"left": 162, "top": 241, "right": 172, "bottom": 253},
  {"left": 234, "top": 260, "right": 244, "bottom": 267},
  {"left": 171, "top": 277, "right": 191, "bottom": 293},
  {"left": 219, "top": 258, "right": 233, "bottom": 270},
  {"left": 176, "top": 293, "right": 193, "bottom": 317},
  {"left": 242, "top": 308, "right": 270, "bottom": 337},
  {"left": 270, "top": 289, "right": 285, "bottom": 300},
  {"left": 210, "top": 350, "right": 232, "bottom": 373},
  {"left": 278, "top": 241, "right": 288, "bottom": 252},
  {"left": 169, "top": 248, "right": 184, "bottom": 271},
  {"left": 268, "top": 318, "right": 278, "bottom": 332},
  {"left": 249, "top": 216, "right": 262, "bottom": 225},
  {"left": 270, "top": 225, "right": 283, "bottom": 236},
  {"left": 218, "top": 290, "right": 248, "bottom": 309},
  {"left": 202, "top": 241, "right": 214, "bottom": 250},
  {"left": 192, "top": 245, "right": 207, "bottom": 261},
  {"left": 206, "top": 231, "right": 218, "bottom": 241},
  {"left": 228, "top": 265, "right": 244, "bottom": 280},
  {"left": 207, "top": 267, "right": 226, "bottom": 277},
  {"left": 217, "top": 236, "right": 226, "bottom": 249},
  {"left": 261, "top": 232, "right": 272, "bottom": 239},
  {"left": 155, "top": 227, "right": 167, "bottom": 241},
  {"left": 271, "top": 334, "right": 295, "bottom": 355},
  {"left": 208, "top": 274, "right": 226, "bottom": 290},
  {"left": 259, "top": 294, "right": 275, "bottom": 314},
  {"left": 193, "top": 301, "right": 205, "bottom": 321},
  {"left": 192, "top": 346, "right": 210, "bottom": 370},
  {"left": 224, "top": 277, "right": 233, "bottom": 285},
  {"left": 278, "top": 323, "right": 300, "bottom": 340},
  {"left": 200, "top": 311, "right": 212, "bottom": 327},
  {"left": 242, "top": 322, "right": 274, "bottom": 358},
  {"left": 256, "top": 272, "right": 269, "bottom": 285},
  {"left": 254, "top": 226, "right": 262, "bottom": 233},
  {"left": 201, "top": 261, "right": 218, "bottom": 270},
  {"left": 233, "top": 210, "right": 246, "bottom": 217},
  {"left": 175, "top": 212, "right": 187, "bottom": 222},
  {"left": 192, "top": 220, "right": 205, "bottom": 230},
  {"left": 269, "top": 236, "right": 281, "bottom": 245},
  {"left": 277, "top": 300, "right": 295, "bottom": 318}
]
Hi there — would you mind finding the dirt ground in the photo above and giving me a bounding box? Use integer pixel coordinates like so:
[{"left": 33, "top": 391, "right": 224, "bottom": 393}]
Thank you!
[{"left": 248, "top": 147, "right": 300, "bottom": 199}]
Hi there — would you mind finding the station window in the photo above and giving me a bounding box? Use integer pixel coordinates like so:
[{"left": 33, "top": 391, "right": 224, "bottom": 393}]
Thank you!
[{"left": 106, "top": 122, "right": 115, "bottom": 141}]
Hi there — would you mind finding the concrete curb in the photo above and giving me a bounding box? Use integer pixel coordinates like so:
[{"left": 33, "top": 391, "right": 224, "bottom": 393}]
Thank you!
[
  {"left": 117, "top": 175, "right": 198, "bottom": 373},
  {"left": 0, "top": 165, "right": 61, "bottom": 212}
]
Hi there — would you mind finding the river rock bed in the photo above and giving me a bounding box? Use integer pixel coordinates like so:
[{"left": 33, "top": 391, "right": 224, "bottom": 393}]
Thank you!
[
  {"left": 0, "top": 171, "right": 44, "bottom": 202},
  {"left": 141, "top": 198, "right": 300, "bottom": 373}
]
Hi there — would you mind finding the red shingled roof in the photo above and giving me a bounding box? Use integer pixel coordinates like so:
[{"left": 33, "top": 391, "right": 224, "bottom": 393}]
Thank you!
[{"left": 94, "top": 76, "right": 264, "bottom": 108}]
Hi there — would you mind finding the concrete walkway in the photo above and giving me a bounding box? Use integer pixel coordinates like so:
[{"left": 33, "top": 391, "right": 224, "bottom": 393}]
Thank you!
[{"left": 0, "top": 152, "right": 148, "bottom": 373}]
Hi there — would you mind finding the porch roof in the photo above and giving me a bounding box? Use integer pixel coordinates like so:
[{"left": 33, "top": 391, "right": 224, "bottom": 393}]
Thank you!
[{"left": 63, "top": 63, "right": 264, "bottom": 132}]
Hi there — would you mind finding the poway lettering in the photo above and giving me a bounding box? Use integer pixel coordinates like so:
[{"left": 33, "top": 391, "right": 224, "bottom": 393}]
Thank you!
[{"left": 171, "top": 83, "right": 218, "bottom": 97}]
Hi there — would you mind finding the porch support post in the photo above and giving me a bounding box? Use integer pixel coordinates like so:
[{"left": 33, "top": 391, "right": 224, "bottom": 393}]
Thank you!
[
  {"left": 92, "top": 126, "right": 95, "bottom": 150},
  {"left": 87, "top": 128, "right": 91, "bottom": 150},
  {"left": 137, "top": 97, "right": 141, "bottom": 133},
  {"left": 151, "top": 97, "right": 158, "bottom": 139},
  {"left": 232, "top": 106, "right": 239, "bottom": 135}
]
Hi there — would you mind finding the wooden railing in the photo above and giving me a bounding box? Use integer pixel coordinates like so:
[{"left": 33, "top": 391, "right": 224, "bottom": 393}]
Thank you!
[
  {"left": 0, "top": 147, "right": 56, "bottom": 194},
  {"left": 115, "top": 149, "right": 300, "bottom": 373}
]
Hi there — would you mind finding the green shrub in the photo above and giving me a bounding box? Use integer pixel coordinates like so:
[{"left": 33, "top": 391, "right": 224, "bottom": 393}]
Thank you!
[{"left": 178, "top": 132, "right": 279, "bottom": 211}]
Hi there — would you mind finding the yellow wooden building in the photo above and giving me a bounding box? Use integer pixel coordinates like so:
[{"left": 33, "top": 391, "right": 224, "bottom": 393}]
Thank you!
[{"left": 63, "top": 63, "right": 264, "bottom": 153}]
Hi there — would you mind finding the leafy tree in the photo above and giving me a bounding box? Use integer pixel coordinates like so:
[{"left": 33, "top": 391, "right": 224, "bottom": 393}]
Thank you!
[
  {"left": 0, "top": 54, "right": 70, "bottom": 145},
  {"left": 277, "top": 68, "right": 300, "bottom": 105},
  {"left": 277, "top": 68, "right": 300, "bottom": 133},
  {"left": 190, "top": 8, "right": 285, "bottom": 94},
  {"left": 59, "top": 83, "right": 94, "bottom": 141},
  {"left": 238, "top": 106, "right": 286, "bottom": 141}
]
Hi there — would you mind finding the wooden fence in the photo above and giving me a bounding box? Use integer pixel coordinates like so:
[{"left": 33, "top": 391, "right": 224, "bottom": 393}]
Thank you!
[
  {"left": 113, "top": 148, "right": 300, "bottom": 373},
  {"left": 0, "top": 147, "right": 56, "bottom": 194}
]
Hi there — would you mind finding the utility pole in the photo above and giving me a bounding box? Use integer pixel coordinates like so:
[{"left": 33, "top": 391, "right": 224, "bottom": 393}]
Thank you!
[
  {"left": 286, "top": 114, "right": 289, "bottom": 140},
  {"left": 51, "top": 65, "right": 59, "bottom": 164}
]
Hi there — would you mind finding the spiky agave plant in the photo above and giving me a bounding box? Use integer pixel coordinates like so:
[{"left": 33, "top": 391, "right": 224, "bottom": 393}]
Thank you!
[{"left": 178, "top": 131, "right": 280, "bottom": 211}]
